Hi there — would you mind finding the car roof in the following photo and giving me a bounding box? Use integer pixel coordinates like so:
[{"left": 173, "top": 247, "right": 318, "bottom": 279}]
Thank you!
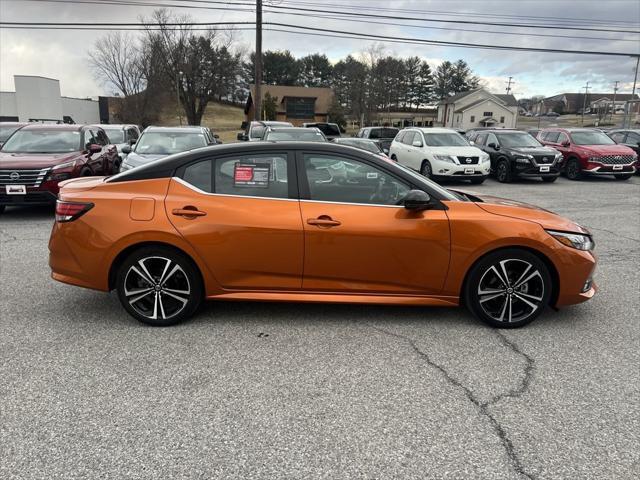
[
  {"left": 91, "top": 124, "right": 137, "bottom": 129},
  {"left": 20, "top": 123, "right": 84, "bottom": 131},
  {"left": 143, "top": 126, "right": 205, "bottom": 133},
  {"left": 410, "top": 127, "right": 460, "bottom": 134},
  {"left": 0, "top": 122, "right": 29, "bottom": 127}
]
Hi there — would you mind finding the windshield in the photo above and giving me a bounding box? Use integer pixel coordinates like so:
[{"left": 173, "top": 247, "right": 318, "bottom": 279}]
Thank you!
[
  {"left": 314, "top": 124, "right": 341, "bottom": 136},
  {"left": 423, "top": 132, "right": 469, "bottom": 147},
  {"left": 0, "top": 125, "right": 22, "bottom": 143},
  {"left": 496, "top": 132, "right": 542, "bottom": 148},
  {"left": 571, "top": 131, "right": 616, "bottom": 146},
  {"left": 1, "top": 129, "right": 81, "bottom": 153},
  {"left": 134, "top": 132, "right": 207, "bottom": 155},
  {"left": 369, "top": 128, "right": 399, "bottom": 139},
  {"left": 102, "top": 128, "right": 125, "bottom": 143},
  {"left": 338, "top": 139, "right": 381, "bottom": 153},
  {"left": 265, "top": 129, "right": 326, "bottom": 142}
]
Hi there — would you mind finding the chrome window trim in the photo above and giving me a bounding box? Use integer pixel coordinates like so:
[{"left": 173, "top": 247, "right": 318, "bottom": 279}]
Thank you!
[
  {"left": 172, "top": 176, "right": 298, "bottom": 202},
  {"left": 300, "top": 199, "right": 404, "bottom": 209}
]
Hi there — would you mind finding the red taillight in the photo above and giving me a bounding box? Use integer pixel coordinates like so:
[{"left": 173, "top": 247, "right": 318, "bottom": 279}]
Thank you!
[{"left": 55, "top": 200, "right": 94, "bottom": 223}]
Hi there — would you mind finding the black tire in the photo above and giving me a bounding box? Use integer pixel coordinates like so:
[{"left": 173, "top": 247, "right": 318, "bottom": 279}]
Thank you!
[
  {"left": 464, "top": 248, "right": 552, "bottom": 328},
  {"left": 565, "top": 158, "right": 582, "bottom": 180},
  {"left": 116, "top": 246, "right": 203, "bottom": 326},
  {"left": 390, "top": 154, "right": 397, "bottom": 162},
  {"left": 541, "top": 176, "right": 558, "bottom": 183},
  {"left": 80, "top": 167, "right": 92, "bottom": 177},
  {"left": 114, "top": 156, "right": 122, "bottom": 173},
  {"left": 420, "top": 160, "right": 433, "bottom": 179},
  {"left": 496, "top": 159, "right": 512, "bottom": 183},
  {"left": 469, "top": 176, "right": 486, "bottom": 185},
  {"left": 614, "top": 174, "right": 632, "bottom": 181}
]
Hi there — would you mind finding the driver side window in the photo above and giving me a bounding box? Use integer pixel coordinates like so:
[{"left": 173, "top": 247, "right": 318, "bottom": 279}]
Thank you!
[{"left": 303, "top": 154, "right": 410, "bottom": 206}]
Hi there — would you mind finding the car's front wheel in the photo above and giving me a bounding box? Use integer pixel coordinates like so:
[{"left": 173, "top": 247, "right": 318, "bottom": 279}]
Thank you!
[
  {"left": 116, "top": 246, "right": 203, "bottom": 326},
  {"left": 465, "top": 249, "right": 552, "bottom": 328},
  {"left": 496, "top": 159, "right": 512, "bottom": 183},
  {"left": 565, "top": 158, "right": 583, "bottom": 180},
  {"left": 420, "top": 160, "right": 433, "bottom": 179}
]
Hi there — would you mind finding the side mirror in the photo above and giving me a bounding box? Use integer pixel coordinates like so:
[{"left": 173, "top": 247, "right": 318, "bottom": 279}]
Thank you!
[
  {"left": 213, "top": 134, "right": 220, "bottom": 139},
  {"left": 87, "top": 143, "right": 102, "bottom": 154},
  {"left": 469, "top": 140, "right": 475, "bottom": 145},
  {"left": 403, "top": 190, "right": 432, "bottom": 211},
  {"left": 237, "top": 132, "right": 248, "bottom": 141},
  {"left": 129, "top": 139, "right": 137, "bottom": 145},
  {"left": 121, "top": 144, "right": 132, "bottom": 154},
  {"left": 487, "top": 142, "right": 499, "bottom": 150},
  {"left": 412, "top": 140, "right": 423, "bottom": 148}
]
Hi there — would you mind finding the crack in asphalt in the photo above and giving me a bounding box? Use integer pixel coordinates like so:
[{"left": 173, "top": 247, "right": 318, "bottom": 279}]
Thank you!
[
  {"left": 370, "top": 325, "right": 536, "bottom": 480},
  {"left": 586, "top": 227, "right": 640, "bottom": 244}
]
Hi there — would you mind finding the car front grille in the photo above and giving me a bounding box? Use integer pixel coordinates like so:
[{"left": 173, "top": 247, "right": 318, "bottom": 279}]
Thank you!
[
  {"left": 533, "top": 155, "right": 555, "bottom": 164},
  {"left": 595, "top": 155, "right": 635, "bottom": 165},
  {"left": 0, "top": 168, "right": 50, "bottom": 187},
  {"left": 456, "top": 156, "right": 479, "bottom": 164}
]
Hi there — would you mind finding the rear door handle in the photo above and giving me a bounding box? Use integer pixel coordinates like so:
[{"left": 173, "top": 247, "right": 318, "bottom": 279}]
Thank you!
[
  {"left": 172, "top": 207, "right": 207, "bottom": 218},
  {"left": 307, "top": 216, "right": 341, "bottom": 227}
]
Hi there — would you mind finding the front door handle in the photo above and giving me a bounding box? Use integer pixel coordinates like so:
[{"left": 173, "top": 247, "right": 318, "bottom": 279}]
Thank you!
[
  {"left": 172, "top": 206, "right": 207, "bottom": 218},
  {"left": 307, "top": 215, "right": 341, "bottom": 227}
]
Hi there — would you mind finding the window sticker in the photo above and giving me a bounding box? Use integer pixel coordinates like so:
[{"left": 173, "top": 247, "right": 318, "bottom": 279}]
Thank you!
[
  {"left": 233, "top": 162, "right": 271, "bottom": 188},
  {"left": 366, "top": 172, "right": 378, "bottom": 179}
]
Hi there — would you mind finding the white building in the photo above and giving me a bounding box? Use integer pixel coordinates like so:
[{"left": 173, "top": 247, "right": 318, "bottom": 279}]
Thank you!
[
  {"left": 437, "top": 88, "right": 519, "bottom": 130},
  {"left": 0, "top": 75, "right": 100, "bottom": 124}
]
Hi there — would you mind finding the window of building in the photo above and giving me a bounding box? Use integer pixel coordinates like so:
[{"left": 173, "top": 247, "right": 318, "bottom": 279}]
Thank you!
[
  {"left": 470, "top": 115, "right": 475, "bottom": 123},
  {"left": 500, "top": 116, "right": 505, "bottom": 123},
  {"left": 285, "top": 97, "right": 315, "bottom": 119},
  {"left": 483, "top": 111, "right": 493, "bottom": 117},
  {"left": 303, "top": 154, "right": 410, "bottom": 206}
]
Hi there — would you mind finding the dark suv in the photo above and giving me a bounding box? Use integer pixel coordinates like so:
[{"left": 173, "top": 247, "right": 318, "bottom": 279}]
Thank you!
[
  {"left": 473, "top": 130, "right": 563, "bottom": 183},
  {"left": 355, "top": 127, "right": 400, "bottom": 154},
  {"left": 538, "top": 128, "right": 637, "bottom": 180},
  {"left": 0, "top": 124, "right": 117, "bottom": 212}
]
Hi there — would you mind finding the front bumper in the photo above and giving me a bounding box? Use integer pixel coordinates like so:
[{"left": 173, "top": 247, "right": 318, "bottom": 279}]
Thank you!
[
  {"left": 434, "top": 163, "right": 491, "bottom": 177},
  {"left": 583, "top": 164, "right": 636, "bottom": 175},
  {"left": 0, "top": 189, "right": 57, "bottom": 206}
]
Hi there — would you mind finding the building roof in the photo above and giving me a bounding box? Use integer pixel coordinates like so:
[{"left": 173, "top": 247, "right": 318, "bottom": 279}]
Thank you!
[
  {"left": 246, "top": 85, "right": 335, "bottom": 114},
  {"left": 494, "top": 94, "right": 518, "bottom": 106},
  {"left": 542, "top": 93, "right": 639, "bottom": 103},
  {"left": 440, "top": 88, "right": 517, "bottom": 107}
]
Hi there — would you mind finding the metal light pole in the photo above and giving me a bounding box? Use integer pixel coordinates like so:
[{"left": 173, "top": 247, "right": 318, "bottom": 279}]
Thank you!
[
  {"left": 176, "top": 70, "right": 183, "bottom": 126},
  {"left": 254, "top": 0, "right": 263, "bottom": 121},
  {"left": 610, "top": 80, "right": 619, "bottom": 122},
  {"left": 581, "top": 81, "right": 590, "bottom": 127},
  {"left": 625, "top": 56, "right": 639, "bottom": 128}
]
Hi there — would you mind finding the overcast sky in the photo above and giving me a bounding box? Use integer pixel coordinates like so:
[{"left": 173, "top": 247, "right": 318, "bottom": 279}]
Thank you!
[{"left": 1, "top": 0, "right": 639, "bottom": 99}]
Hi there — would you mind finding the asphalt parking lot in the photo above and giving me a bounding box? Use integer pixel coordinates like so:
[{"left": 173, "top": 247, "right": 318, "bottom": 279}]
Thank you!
[{"left": 1, "top": 175, "right": 638, "bottom": 480}]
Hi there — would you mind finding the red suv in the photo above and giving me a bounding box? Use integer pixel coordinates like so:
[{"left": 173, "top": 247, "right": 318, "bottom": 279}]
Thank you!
[
  {"left": 538, "top": 128, "right": 637, "bottom": 181},
  {"left": 0, "top": 124, "right": 117, "bottom": 213}
]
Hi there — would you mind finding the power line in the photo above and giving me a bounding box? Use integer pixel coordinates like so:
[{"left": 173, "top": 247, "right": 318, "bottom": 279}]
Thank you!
[{"left": 14, "top": 0, "right": 640, "bottom": 33}]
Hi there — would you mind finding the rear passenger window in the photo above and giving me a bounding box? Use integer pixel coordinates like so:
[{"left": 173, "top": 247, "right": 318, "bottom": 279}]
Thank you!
[
  {"left": 215, "top": 154, "right": 288, "bottom": 199},
  {"left": 475, "top": 133, "right": 487, "bottom": 146},
  {"left": 395, "top": 131, "right": 406, "bottom": 143},
  {"left": 402, "top": 131, "right": 415, "bottom": 145},
  {"left": 181, "top": 154, "right": 289, "bottom": 198},
  {"left": 544, "top": 132, "right": 560, "bottom": 143},
  {"left": 183, "top": 160, "right": 212, "bottom": 192}
]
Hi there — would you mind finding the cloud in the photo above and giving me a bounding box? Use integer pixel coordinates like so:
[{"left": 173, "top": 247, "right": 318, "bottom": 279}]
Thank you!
[{"left": 1, "top": 0, "right": 638, "bottom": 99}]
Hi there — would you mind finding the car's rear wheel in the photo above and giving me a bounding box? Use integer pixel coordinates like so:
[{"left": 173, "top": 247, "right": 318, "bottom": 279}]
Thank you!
[
  {"left": 420, "top": 160, "right": 433, "bottom": 179},
  {"left": 116, "top": 246, "right": 203, "bottom": 326},
  {"left": 565, "top": 158, "right": 582, "bottom": 180},
  {"left": 541, "top": 176, "right": 558, "bottom": 183},
  {"left": 465, "top": 249, "right": 552, "bottom": 328},
  {"left": 614, "top": 174, "right": 632, "bottom": 180},
  {"left": 496, "top": 159, "right": 512, "bottom": 183}
]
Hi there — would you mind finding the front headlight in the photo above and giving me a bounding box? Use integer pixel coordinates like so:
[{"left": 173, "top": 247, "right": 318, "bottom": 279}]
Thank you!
[
  {"left": 547, "top": 230, "right": 594, "bottom": 251},
  {"left": 588, "top": 156, "right": 601, "bottom": 163},
  {"left": 433, "top": 154, "right": 456, "bottom": 164},
  {"left": 51, "top": 160, "right": 78, "bottom": 171},
  {"left": 480, "top": 153, "right": 490, "bottom": 163},
  {"left": 554, "top": 153, "right": 563, "bottom": 161},
  {"left": 515, "top": 156, "right": 531, "bottom": 164}
]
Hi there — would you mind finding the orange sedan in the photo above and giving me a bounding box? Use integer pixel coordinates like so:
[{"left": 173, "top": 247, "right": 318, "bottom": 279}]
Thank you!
[{"left": 49, "top": 142, "right": 596, "bottom": 327}]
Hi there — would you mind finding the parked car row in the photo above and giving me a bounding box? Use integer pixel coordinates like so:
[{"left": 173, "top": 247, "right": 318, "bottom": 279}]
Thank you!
[{"left": 0, "top": 122, "right": 221, "bottom": 213}]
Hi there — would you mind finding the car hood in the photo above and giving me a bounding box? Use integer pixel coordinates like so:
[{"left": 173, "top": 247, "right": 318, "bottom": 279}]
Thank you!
[
  {"left": 506, "top": 146, "right": 559, "bottom": 156},
  {"left": 427, "top": 146, "right": 484, "bottom": 156},
  {"left": 452, "top": 190, "right": 589, "bottom": 234},
  {"left": 574, "top": 144, "right": 635, "bottom": 156},
  {"left": 0, "top": 151, "right": 82, "bottom": 169},
  {"left": 124, "top": 152, "right": 167, "bottom": 167}
]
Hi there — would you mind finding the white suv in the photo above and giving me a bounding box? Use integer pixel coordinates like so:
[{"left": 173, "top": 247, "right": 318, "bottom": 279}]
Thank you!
[{"left": 389, "top": 127, "right": 490, "bottom": 184}]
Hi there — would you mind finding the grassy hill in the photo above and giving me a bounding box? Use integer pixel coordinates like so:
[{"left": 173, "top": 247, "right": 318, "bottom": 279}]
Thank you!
[{"left": 158, "top": 101, "right": 245, "bottom": 143}]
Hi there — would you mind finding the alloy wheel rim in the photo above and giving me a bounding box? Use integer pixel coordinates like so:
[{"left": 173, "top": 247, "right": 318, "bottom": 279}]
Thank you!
[
  {"left": 498, "top": 163, "right": 507, "bottom": 181},
  {"left": 568, "top": 161, "right": 578, "bottom": 177},
  {"left": 423, "top": 163, "right": 432, "bottom": 177},
  {"left": 477, "top": 259, "right": 545, "bottom": 323},
  {"left": 124, "top": 256, "right": 191, "bottom": 320}
]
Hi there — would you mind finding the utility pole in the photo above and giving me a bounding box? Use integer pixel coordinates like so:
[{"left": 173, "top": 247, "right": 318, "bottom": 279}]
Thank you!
[
  {"left": 625, "top": 56, "right": 639, "bottom": 128},
  {"left": 176, "top": 70, "right": 183, "bottom": 126},
  {"left": 254, "top": 0, "right": 263, "bottom": 121},
  {"left": 610, "top": 80, "right": 619, "bottom": 122},
  {"left": 506, "top": 76, "right": 514, "bottom": 95},
  {"left": 581, "top": 81, "right": 590, "bottom": 126}
]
